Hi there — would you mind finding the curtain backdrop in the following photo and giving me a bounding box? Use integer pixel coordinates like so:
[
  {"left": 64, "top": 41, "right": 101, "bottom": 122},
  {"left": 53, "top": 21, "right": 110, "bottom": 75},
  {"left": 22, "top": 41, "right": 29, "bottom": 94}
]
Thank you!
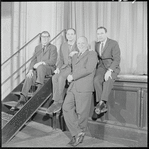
[
  {"left": 63, "top": 2, "right": 147, "bottom": 75},
  {"left": 1, "top": 1, "right": 147, "bottom": 99},
  {"left": 24, "top": 1, "right": 148, "bottom": 75}
]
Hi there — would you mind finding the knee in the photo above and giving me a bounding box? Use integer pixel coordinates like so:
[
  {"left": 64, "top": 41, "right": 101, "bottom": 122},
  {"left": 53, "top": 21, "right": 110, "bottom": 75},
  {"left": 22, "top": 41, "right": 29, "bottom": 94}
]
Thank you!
[
  {"left": 62, "top": 101, "right": 71, "bottom": 112},
  {"left": 94, "top": 76, "right": 103, "bottom": 85},
  {"left": 36, "top": 65, "right": 45, "bottom": 73}
]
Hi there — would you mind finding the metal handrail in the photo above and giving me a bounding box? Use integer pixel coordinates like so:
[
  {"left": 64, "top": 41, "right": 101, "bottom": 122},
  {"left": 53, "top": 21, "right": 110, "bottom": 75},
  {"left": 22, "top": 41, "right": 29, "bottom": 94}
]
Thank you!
[{"left": 1, "top": 29, "right": 66, "bottom": 86}]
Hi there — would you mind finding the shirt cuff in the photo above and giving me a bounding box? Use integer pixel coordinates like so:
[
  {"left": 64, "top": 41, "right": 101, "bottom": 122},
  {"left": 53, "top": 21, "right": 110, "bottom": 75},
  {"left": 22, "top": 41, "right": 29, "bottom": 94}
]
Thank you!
[{"left": 42, "top": 61, "right": 46, "bottom": 65}]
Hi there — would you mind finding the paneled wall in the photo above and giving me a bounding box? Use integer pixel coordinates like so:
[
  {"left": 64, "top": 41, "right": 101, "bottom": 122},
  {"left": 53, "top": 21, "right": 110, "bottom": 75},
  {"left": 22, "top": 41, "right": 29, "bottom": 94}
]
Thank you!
[{"left": 88, "top": 77, "right": 147, "bottom": 147}]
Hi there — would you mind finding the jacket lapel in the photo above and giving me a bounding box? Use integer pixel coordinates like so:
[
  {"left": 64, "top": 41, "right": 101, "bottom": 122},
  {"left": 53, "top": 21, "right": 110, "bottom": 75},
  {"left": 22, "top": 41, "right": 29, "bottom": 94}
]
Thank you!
[
  {"left": 43, "top": 44, "right": 50, "bottom": 54},
  {"left": 76, "top": 50, "right": 88, "bottom": 64},
  {"left": 71, "top": 42, "right": 77, "bottom": 52}
]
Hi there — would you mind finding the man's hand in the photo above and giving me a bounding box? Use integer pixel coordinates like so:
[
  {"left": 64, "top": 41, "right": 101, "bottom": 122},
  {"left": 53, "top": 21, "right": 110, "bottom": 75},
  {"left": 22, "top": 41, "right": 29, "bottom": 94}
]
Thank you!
[
  {"left": 67, "top": 74, "right": 73, "bottom": 83},
  {"left": 33, "top": 61, "right": 45, "bottom": 69},
  {"left": 104, "top": 69, "right": 112, "bottom": 81},
  {"left": 54, "top": 68, "right": 60, "bottom": 74},
  {"left": 69, "top": 51, "right": 78, "bottom": 57},
  {"left": 26, "top": 69, "right": 34, "bottom": 78}
]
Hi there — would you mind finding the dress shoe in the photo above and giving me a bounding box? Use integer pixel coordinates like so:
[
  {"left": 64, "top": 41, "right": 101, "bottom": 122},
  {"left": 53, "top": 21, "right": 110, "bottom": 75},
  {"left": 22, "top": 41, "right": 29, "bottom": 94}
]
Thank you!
[
  {"left": 91, "top": 102, "right": 99, "bottom": 121},
  {"left": 95, "top": 101, "right": 108, "bottom": 118},
  {"left": 71, "top": 132, "right": 85, "bottom": 146},
  {"left": 68, "top": 136, "right": 76, "bottom": 145},
  {"left": 91, "top": 108, "right": 98, "bottom": 121},
  {"left": 10, "top": 95, "right": 27, "bottom": 111}
]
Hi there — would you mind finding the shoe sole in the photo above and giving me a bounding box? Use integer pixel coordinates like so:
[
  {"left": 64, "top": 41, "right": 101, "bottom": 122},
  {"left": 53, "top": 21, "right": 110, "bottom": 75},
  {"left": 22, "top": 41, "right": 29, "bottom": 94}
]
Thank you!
[{"left": 72, "top": 134, "right": 85, "bottom": 146}]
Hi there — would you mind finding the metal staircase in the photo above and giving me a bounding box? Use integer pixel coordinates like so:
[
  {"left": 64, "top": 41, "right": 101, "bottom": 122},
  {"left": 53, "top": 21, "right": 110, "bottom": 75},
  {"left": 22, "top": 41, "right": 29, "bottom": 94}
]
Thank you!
[
  {"left": 1, "top": 29, "right": 66, "bottom": 145},
  {"left": 2, "top": 76, "right": 53, "bottom": 144}
]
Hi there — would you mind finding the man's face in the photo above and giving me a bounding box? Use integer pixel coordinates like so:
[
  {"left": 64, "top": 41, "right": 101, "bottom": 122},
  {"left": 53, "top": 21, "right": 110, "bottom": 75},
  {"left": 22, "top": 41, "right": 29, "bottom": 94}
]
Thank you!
[
  {"left": 97, "top": 28, "right": 107, "bottom": 42},
  {"left": 41, "top": 33, "right": 50, "bottom": 45},
  {"left": 66, "top": 29, "right": 76, "bottom": 42},
  {"left": 77, "top": 37, "right": 88, "bottom": 53}
]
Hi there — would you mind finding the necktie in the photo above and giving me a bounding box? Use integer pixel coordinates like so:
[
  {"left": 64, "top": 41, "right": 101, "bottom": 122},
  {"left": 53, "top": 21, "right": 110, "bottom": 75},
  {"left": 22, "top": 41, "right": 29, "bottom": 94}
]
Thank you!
[
  {"left": 100, "top": 42, "right": 104, "bottom": 56},
  {"left": 77, "top": 52, "right": 82, "bottom": 58},
  {"left": 43, "top": 46, "right": 46, "bottom": 53}
]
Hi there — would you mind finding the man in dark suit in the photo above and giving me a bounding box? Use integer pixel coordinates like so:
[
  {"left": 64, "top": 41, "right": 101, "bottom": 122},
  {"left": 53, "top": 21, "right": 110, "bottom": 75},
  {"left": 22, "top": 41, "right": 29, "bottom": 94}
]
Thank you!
[
  {"left": 46, "top": 28, "right": 79, "bottom": 114},
  {"left": 92, "top": 26, "right": 121, "bottom": 120},
  {"left": 63, "top": 36, "right": 98, "bottom": 146},
  {"left": 10, "top": 31, "right": 57, "bottom": 111}
]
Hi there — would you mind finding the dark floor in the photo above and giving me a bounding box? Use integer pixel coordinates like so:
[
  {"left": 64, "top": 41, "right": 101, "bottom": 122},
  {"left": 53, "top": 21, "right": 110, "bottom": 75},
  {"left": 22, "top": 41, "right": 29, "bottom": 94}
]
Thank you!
[{"left": 2, "top": 121, "right": 127, "bottom": 147}]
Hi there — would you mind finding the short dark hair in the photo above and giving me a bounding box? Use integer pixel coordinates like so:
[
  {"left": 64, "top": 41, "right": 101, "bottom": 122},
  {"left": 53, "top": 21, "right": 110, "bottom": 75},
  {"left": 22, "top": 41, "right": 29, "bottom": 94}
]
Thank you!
[
  {"left": 41, "top": 31, "right": 50, "bottom": 37},
  {"left": 97, "top": 26, "right": 107, "bottom": 33},
  {"left": 66, "top": 28, "right": 76, "bottom": 34}
]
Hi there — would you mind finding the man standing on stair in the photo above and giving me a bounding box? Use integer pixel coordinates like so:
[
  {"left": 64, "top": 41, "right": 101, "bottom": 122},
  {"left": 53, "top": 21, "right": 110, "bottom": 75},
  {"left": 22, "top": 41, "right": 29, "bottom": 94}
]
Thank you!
[
  {"left": 10, "top": 31, "right": 57, "bottom": 111},
  {"left": 63, "top": 36, "right": 98, "bottom": 146},
  {"left": 46, "top": 28, "right": 79, "bottom": 114}
]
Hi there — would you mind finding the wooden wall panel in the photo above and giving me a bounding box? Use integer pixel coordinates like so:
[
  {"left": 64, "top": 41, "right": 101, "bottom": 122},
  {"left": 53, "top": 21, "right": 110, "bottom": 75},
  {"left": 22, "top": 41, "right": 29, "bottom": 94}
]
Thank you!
[{"left": 104, "top": 87, "right": 141, "bottom": 128}]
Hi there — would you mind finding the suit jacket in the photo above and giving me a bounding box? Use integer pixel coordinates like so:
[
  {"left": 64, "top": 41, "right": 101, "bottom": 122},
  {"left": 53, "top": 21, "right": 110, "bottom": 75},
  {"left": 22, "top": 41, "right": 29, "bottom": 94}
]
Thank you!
[
  {"left": 57, "top": 42, "right": 79, "bottom": 70},
  {"left": 95, "top": 38, "right": 121, "bottom": 74},
  {"left": 28, "top": 43, "right": 57, "bottom": 73},
  {"left": 68, "top": 50, "right": 98, "bottom": 93}
]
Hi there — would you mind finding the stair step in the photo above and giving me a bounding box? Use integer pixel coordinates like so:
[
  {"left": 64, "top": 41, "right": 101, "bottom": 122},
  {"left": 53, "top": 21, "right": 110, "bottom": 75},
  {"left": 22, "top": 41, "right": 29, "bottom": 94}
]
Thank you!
[
  {"left": 12, "top": 92, "right": 33, "bottom": 97},
  {"left": 2, "top": 101, "right": 21, "bottom": 109},
  {"left": 2, "top": 112, "right": 13, "bottom": 121},
  {"left": 2, "top": 102, "right": 56, "bottom": 114},
  {"left": 1, "top": 112, "right": 14, "bottom": 128},
  {"left": 2, "top": 78, "right": 53, "bottom": 145}
]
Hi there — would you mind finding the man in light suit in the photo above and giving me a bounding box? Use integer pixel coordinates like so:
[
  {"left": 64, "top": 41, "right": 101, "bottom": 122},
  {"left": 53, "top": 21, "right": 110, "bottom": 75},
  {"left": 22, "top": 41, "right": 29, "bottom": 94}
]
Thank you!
[
  {"left": 63, "top": 36, "right": 98, "bottom": 146},
  {"left": 11, "top": 31, "right": 57, "bottom": 110},
  {"left": 92, "top": 26, "right": 121, "bottom": 120},
  {"left": 46, "top": 28, "right": 79, "bottom": 114}
]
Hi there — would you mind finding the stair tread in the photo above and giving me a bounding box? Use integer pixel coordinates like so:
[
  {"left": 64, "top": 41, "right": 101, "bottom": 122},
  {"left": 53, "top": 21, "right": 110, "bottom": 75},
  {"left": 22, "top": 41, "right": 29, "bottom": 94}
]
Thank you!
[
  {"left": 11, "top": 91, "right": 21, "bottom": 95},
  {"left": 37, "top": 107, "right": 61, "bottom": 115},
  {"left": 3, "top": 101, "right": 18, "bottom": 106},
  {"left": 1, "top": 112, "right": 13, "bottom": 121},
  {"left": 12, "top": 91, "right": 33, "bottom": 97}
]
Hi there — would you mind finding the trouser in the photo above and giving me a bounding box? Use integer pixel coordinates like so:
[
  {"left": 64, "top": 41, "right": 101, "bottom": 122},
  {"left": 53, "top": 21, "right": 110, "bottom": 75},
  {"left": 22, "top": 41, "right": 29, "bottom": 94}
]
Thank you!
[
  {"left": 22, "top": 65, "right": 54, "bottom": 97},
  {"left": 93, "top": 66, "right": 117, "bottom": 102},
  {"left": 63, "top": 84, "right": 92, "bottom": 137},
  {"left": 52, "top": 66, "right": 71, "bottom": 103}
]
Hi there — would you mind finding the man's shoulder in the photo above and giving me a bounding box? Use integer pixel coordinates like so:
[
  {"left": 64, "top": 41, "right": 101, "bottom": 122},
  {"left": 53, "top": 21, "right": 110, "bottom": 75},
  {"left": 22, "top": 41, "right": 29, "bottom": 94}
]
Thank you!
[
  {"left": 61, "top": 42, "right": 68, "bottom": 47},
  {"left": 88, "top": 50, "right": 97, "bottom": 56},
  {"left": 48, "top": 44, "right": 57, "bottom": 49},
  {"left": 36, "top": 44, "right": 42, "bottom": 48},
  {"left": 108, "top": 38, "right": 118, "bottom": 45}
]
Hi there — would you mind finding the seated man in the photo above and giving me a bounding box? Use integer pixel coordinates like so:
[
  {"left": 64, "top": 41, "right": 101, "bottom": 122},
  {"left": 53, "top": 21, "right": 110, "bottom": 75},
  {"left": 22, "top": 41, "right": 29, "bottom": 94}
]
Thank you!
[
  {"left": 92, "top": 26, "right": 121, "bottom": 120},
  {"left": 46, "top": 28, "right": 79, "bottom": 114},
  {"left": 10, "top": 31, "right": 58, "bottom": 111}
]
